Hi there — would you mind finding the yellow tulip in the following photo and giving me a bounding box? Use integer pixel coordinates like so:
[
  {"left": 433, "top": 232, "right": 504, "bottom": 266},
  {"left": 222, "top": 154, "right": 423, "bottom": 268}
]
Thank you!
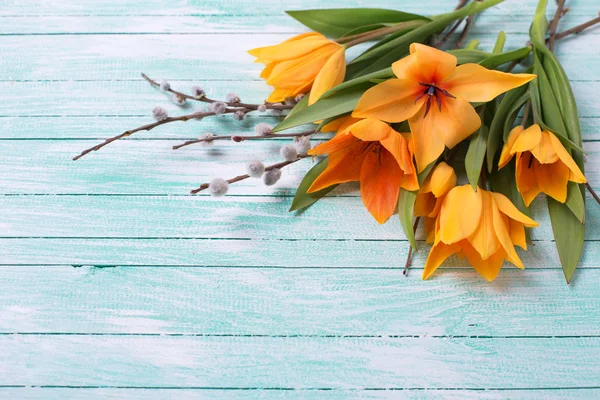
[
  {"left": 414, "top": 161, "right": 457, "bottom": 243},
  {"left": 352, "top": 43, "right": 536, "bottom": 172},
  {"left": 423, "top": 185, "right": 538, "bottom": 281},
  {"left": 248, "top": 33, "right": 346, "bottom": 105},
  {"left": 498, "top": 124, "right": 586, "bottom": 206},
  {"left": 308, "top": 118, "right": 418, "bottom": 224}
]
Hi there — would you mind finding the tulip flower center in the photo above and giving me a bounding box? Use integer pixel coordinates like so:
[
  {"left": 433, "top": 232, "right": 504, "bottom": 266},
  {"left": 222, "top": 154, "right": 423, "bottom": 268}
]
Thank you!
[{"left": 415, "top": 82, "right": 456, "bottom": 118}]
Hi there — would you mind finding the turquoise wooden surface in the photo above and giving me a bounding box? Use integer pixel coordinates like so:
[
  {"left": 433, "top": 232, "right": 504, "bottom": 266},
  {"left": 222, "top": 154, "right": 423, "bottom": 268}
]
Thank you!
[{"left": 0, "top": 0, "right": 599, "bottom": 398}]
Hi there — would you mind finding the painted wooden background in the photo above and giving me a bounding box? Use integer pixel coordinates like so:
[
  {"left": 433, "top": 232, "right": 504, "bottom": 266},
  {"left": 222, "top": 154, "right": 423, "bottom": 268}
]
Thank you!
[{"left": 0, "top": 0, "right": 599, "bottom": 398}]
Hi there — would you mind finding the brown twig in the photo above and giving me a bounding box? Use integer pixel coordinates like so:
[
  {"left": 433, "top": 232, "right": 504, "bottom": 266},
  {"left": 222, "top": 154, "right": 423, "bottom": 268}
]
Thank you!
[
  {"left": 548, "top": 0, "right": 567, "bottom": 50},
  {"left": 190, "top": 155, "right": 310, "bottom": 194},
  {"left": 456, "top": 0, "right": 482, "bottom": 49},
  {"left": 141, "top": 73, "right": 293, "bottom": 111},
  {"left": 586, "top": 182, "right": 600, "bottom": 205},
  {"left": 173, "top": 130, "right": 317, "bottom": 150},
  {"left": 555, "top": 15, "right": 600, "bottom": 41},
  {"left": 73, "top": 109, "right": 242, "bottom": 160},
  {"left": 432, "top": 0, "right": 470, "bottom": 48},
  {"left": 403, "top": 217, "right": 421, "bottom": 276}
]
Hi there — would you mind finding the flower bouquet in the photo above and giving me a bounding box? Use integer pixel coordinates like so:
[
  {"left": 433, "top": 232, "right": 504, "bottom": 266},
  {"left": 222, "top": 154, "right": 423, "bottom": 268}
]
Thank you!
[{"left": 74, "top": 0, "right": 600, "bottom": 283}]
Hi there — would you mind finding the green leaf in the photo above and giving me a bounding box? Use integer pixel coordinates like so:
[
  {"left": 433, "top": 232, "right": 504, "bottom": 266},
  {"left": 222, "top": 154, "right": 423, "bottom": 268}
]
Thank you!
[
  {"left": 478, "top": 46, "right": 532, "bottom": 70},
  {"left": 284, "top": 92, "right": 309, "bottom": 120},
  {"left": 273, "top": 84, "right": 370, "bottom": 132},
  {"left": 465, "top": 39, "right": 479, "bottom": 50},
  {"left": 564, "top": 181, "right": 586, "bottom": 223},
  {"left": 289, "top": 158, "right": 338, "bottom": 212},
  {"left": 548, "top": 198, "right": 585, "bottom": 283},
  {"left": 465, "top": 124, "right": 489, "bottom": 190},
  {"left": 285, "top": 8, "right": 429, "bottom": 38},
  {"left": 341, "top": 23, "right": 391, "bottom": 38},
  {"left": 448, "top": 49, "right": 490, "bottom": 64},
  {"left": 487, "top": 86, "right": 529, "bottom": 174},
  {"left": 322, "top": 67, "right": 393, "bottom": 99},
  {"left": 492, "top": 31, "right": 506, "bottom": 54}
]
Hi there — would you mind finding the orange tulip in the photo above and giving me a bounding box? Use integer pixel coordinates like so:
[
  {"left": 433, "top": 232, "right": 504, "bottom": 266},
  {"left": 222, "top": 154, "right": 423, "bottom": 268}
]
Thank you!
[
  {"left": 248, "top": 33, "right": 346, "bottom": 105},
  {"left": 423, "top": 185, "right": 538, "bottom": 281},
  {"left": 352, "top": 43, "right": 536, "bottom": 172},
  {"left": 498, "top": 124, "right": 586, "bottom": 206},
  {"left": 308, "top": 118, "right": 418, "bottom": 224},
  {"left": 414, "top": 161, "right": 457, "bottom": 243}
]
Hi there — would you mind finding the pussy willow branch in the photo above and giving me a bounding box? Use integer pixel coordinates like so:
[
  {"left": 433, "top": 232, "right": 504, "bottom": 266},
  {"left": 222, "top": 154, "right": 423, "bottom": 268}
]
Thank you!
[
  {"left": 339, "top": 20, "right": 426, "bottom": 48},
  {"left": 548, "top": 0, "right": 567, "bottom": 50},
  {"left": 173, "top": 129, "right": 317, "bottom": 150},
  {"left": 72, "top": 109, "right": 243, "bottom": 160},
  {"left": 555, "top": 15, "right": 600, "bottom": 40},
  {"left": 403, "top": 217, "right": 421, "bottom": 276},
  {"left": 191, "top": 155, "right": 311, "bottom": 194},
  {"left": 141, "top": 73, "right": 293, "bottom": 111}
]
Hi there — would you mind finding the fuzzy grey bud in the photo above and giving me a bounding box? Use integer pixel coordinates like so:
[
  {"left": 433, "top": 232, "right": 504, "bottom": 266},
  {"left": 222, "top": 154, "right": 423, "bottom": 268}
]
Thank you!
[
  {"left": 160, "top": 80, "right": 171, "bottom": 91},
  {"left": 263, "top": 168, "right": 282, "bottom": 186},
  {"left": 257, "top": 104, "right": 267, "bottom": 112},
  {"left": 295, "top": 94, "right": 305, "bottom": 103},
  {"left": 226, "top": 92, "right": 241, "bottom": 103},
  {"left": 233, "top": 110, "right": 246, "bottom": 121},
  {"left": 246, "top": 160, "right": 265, "bottom": 178},
  {"left": 152, "top": 106, "right": 168, "bottom": 121},
  {"left": 254, "top": 122, "right": 272, "bottom": 136},
  {"left": 294, "top": 136, "right": 311, "bottom": 155},
  {"left": 210, "top": 102, "right": 227, "bottom": 116},
  {"left": 172, "top": 93, "right": 186, "bottom": 106},
  {"left": 280, "top": 144, "right": 298, "bottom": 161},
  {"left": 191, "top": 86, "right": 205, "bottom": 98},
  {"left": 284, "top": 97, "right": 297, "bottom": 106},
  {"left": 209, "top": 178, "right": 229, "bottom": 197},
  {"left": 200, "top": 133, "right": 214, "bottom": 146}
]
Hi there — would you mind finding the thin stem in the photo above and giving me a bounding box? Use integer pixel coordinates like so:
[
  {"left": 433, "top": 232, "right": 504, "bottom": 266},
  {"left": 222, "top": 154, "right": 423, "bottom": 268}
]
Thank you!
[
  {"left": 521, "top": 101, "right": 531, "bottom": 127},
  {"left": 586, "top": 182, "right": 600, "bottom": 205},
  {"left": 432, "top": 0, "right": 470, "bottom": 48},
  {"left": 555, "top": 15, "right": 600, "bottom": 41},
  {"left": 191, "top": 155, "right": 310, "bottom": 194},
  {"left": 456, "top": 0, "right": 482, "bottom": 49},
  {"left": 72, "top": 109, "right": 241, "bottom": 160},
  {"left": 341, "top": 20, "right": 426, "bottom": 48},
  {"left": 548, "top": 0, "right": 566, "bottom": 50},
  {"left": 173, "top": 130, "right": 317, "bottom": 150},
  {"left": 141, "top": 73, "right": 293, "bottom": 111},
  {"left": 403, "top": 217, "right": 421, "bottom": 276}
]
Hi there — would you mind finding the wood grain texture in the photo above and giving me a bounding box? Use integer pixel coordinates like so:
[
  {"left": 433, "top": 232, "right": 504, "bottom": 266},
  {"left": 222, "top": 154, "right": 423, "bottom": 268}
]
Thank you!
[
  {"left": 1, "top": 0, "right": 600, "bottom": 397},
  {"left": 1, "top": 267, "right": 600, "bottom": 336}
]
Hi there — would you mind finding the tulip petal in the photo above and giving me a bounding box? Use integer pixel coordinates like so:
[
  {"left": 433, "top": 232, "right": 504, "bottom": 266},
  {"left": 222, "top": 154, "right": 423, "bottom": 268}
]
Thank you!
[
  {"left": 352, "top": 79, "right": 422, "bottom": 123},
  {"left": 422, "top": 241, "right": 461, "bottom": 280},
  {"left": 510, "top": 124, "right": 543, "bottom": 154},
  {"left": 424, "top": 217, "right": 436, "bottom": 244},
  {"left": 548, "top": 132, "right": 587, "bottom": 183},
  {"left": 509, "top": 220, "right": 527, "bottom": 250},
  {"left": 430, "top": 162, "right": 457, "bottom": 197},
  {"left": 309, "top": 47, "right": 346, "bottom": 105},
  {"left": 321, "top": 116, "right": 362, "bottom": 134},
  {"left": 468, "top": 190, "right": 501, "bottom": 260},
  {"left": 515, "top": 153, "right": 541, "bottom": 207},
  {"left": 359, "top": 147, "right": 402, "bottom": 224},
  {"left": 248, "top": 34, "right": 330, "bottom": 61},
  {"left": 442, "top": 63, "right": 536, "bottom": 103},
  {"left": 308, "top": 141, "right": 368, "bottom": 192},
  {"left": 309, "top": 130, "right": 359, "bottom": 156},
  {"left": 491, "top": 197, "right": 524, "bottom": 269},
  {"left": 490, "top": 192, "right": 538, "bottom": 227},
  {"left": 409, "top": 96, "right": 481, "bottom": 171},
  {"left": 498, "top": 126, "right": 523, "bottom": 169},
  {"left": 462, "top": 241, "right": 506, "bottom": 282},
  {"left": 534, "top": 160, "right": 570, "bottom": 203},
  {"left": 267, "top": 45, "right": 338, "bottom": 88},
  {"left": 394, "top": 43, "right": 457, "bottom": 84},
  {"left": 530, "top": 131, "right": 559, "bottom": 164},
  {"left": 348, "top": 118, "right": 391, "bottom": 142},
  {"left": 414, "top": 192, "right": 436, "bottom": 217},
  {"left": 438, "top": 185, "right": 483, "bottom": 244}
]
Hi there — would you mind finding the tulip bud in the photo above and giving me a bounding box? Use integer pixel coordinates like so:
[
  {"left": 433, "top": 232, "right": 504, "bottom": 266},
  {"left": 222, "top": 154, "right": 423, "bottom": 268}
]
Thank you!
[
  {"left": 263, "top": 169, "right": 282, "bottom": 186},
  {"left": 246, "top": 160, "right": 265, "bottom": 178},
  {"left": 226, "top": 92, "right": 241, "bottom": 103},
  {"left": 172, "top": 93, "right": 186, "bottom": 106},
  {"left": 191, "top": 86, "right": 205, "bottom": 98},
  {"left": 211, "top": 102, "right": 227, "bottom": 115},
  {"left": 152, "top": 106, "right": 168, "bottom": 121},
  {"left": 280, "top": 144, "right": 298, "bottom": 161},
  {"left": 209, "top": 178, "right": 229, "bottom": 197},
  {"left": 233, "top": 110, "right": 246, "bottom": 121}
]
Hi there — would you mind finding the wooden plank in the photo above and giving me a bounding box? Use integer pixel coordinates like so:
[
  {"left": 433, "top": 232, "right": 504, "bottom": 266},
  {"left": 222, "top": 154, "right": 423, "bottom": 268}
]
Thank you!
[
  {"left": 1, "top": 140, "right": 599, "bottom": 194},
  {"left": 0, "top": 194, "right": 597, "bottom": 240},
  {"left": 0, "top": 13, "right": 596, "bottom": 34},
  {"left": 1, "top": 237, "right": 597, "bottom": 269},
  {"left": 1, "top": 388, "right": 599, "bottom": 399},
  {"left": 0, "top": 0, "right": 596, "bottom": 16},
  {"left": 1, "top": 267, "right": 600, "bottom": 335},
  {"left": 1, "top": 334, "right": 600, "bottom": 388},
  {"left": 0, "top": 34, "right": 598, "bottom": 81}
]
